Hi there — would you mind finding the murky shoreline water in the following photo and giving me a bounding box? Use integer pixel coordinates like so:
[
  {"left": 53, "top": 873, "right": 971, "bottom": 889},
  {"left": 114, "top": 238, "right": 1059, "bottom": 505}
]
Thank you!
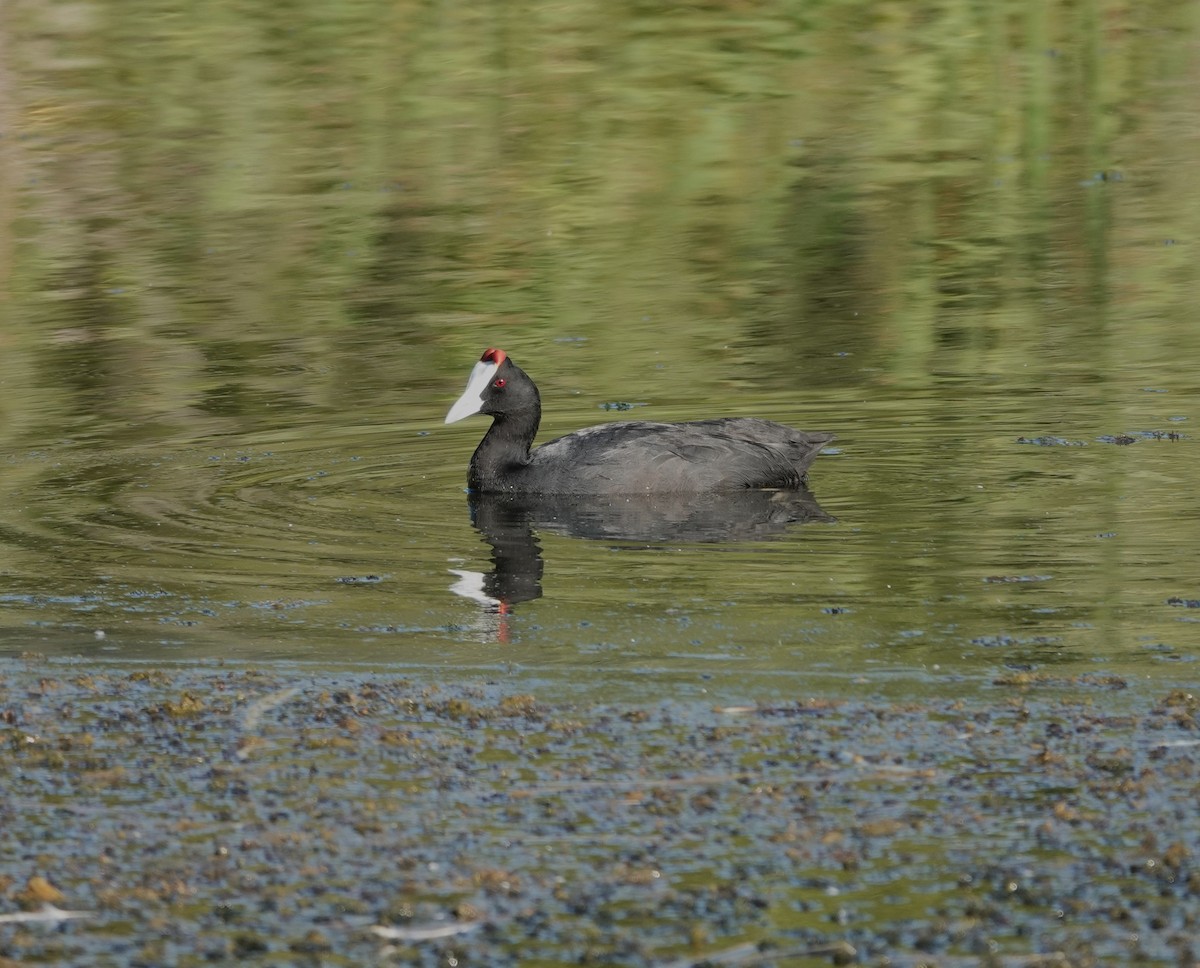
[{"left": 2, "top": 658, "right": 1196, "bottom": 967}]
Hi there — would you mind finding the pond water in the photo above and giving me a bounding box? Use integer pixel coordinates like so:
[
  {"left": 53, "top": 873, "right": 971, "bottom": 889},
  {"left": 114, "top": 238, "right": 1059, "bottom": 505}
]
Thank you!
[
  {"left": 2, "top": 0, "right": 1199, "bottom": 702},
  {"left": 0, "top": 365, "right": 1196, "bottom": 704},
  {"left": 5, "top": 3, "right": 1200, "bottom": 965}
]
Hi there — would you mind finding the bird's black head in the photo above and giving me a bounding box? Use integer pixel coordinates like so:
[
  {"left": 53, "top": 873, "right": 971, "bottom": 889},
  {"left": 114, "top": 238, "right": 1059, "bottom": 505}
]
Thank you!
[{"left": 445, "top": 348, "right": 540, "bottom": 424}]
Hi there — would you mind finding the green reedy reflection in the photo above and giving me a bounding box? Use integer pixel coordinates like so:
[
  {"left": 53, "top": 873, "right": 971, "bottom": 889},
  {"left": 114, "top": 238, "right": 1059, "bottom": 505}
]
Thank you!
[{"left": 4, "top": 0, "right": 1197, "bottom": 432}]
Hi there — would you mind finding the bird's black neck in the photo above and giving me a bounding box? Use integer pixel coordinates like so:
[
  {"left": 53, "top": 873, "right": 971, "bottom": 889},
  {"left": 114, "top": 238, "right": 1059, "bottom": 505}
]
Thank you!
[{"left": 468, "top": 411, "right": 540, "bottom": 491}]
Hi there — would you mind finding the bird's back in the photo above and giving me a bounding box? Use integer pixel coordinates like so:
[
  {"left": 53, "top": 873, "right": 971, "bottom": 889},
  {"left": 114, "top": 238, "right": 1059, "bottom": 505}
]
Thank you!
[{"left": 523, "top": 418, "right": 832, "bottom": 494}]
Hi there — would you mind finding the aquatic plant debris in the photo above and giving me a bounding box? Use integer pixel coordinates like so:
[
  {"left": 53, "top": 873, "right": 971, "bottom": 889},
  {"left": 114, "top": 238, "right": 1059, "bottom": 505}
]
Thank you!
[
  {"left": 0, "top": 905, "right": 94, "bottom": 924},
  {"left": 1127, "top": 429, "right": 1186, "bottom": 440},
  {"left": 0, "top": 660, "right": 1198, "bottom": 966},
  {"left": 598, "top": 400, "right": 649, "bottom": 411},
  {"left": 370, "top": 920, "right": 483, "bottom": 941},
  {"left": 1015, "top": 436, "right": 1086, "bottom": 446}
]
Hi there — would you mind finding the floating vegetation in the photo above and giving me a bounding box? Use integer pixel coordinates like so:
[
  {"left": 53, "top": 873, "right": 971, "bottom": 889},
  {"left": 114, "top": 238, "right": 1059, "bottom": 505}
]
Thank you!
[
  {"left": 597, "top": 401, "right": 649, "bottom": 411},
  {"left": 970, "top": 634, "right": 1061, "bottom": 648},
  {"left": 1015, "top": 436, "right": 1086, "bottom": 446},
  {"left": 1126, "top": 429, "right": 1186, "bottom": 441},
  {"left": 0, "top": 661, "right": 1197, "bottom": 965}
]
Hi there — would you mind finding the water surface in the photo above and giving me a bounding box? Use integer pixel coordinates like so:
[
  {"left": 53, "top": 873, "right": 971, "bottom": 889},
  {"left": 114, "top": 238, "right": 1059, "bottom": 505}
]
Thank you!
[
  {"left": 4, "top": 4, "right": 1200, "bottom": 966},
  {"left": 1, "top": 0, "right": 1198, "bottom": 702}
]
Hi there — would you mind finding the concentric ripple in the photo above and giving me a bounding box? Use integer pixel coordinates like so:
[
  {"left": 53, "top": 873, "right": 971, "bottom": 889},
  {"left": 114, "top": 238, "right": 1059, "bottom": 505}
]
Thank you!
[{"left": 0, "top": 422, "right": 491, "bottom": 656}]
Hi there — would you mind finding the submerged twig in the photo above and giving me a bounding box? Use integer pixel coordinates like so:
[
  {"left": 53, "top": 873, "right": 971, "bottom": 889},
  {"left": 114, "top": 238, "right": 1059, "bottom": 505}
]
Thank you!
[
  {"left": 0, "top": 905, "right": 94, "bottom": 924},
  {"left": 656, "top": 940, "right": 856, "bottom": 968},
  {"left": 235, "top": 686, "right": 302, "bottom": 760},
  {"left": 370, "top": 921, "right": 482, "bottom": 942},
  {"left": 241, "top": 686, "right": 301, "bottom": 732}
]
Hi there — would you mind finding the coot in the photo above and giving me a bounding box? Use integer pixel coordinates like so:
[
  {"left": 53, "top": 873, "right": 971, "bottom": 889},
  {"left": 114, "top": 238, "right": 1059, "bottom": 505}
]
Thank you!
[{"left": 444, "top": 348, "right": 832, "bottom": 494}]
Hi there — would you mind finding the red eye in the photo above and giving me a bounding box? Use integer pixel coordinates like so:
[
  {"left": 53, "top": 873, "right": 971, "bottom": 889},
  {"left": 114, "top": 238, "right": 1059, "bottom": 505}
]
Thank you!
[{"left": 493, "top": 378, "right": 506, "bottom": 388}]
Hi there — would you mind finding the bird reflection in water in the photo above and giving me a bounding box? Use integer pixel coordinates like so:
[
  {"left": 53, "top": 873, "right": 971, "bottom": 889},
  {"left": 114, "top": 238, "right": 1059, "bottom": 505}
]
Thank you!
[{"left": 449, "top": 489, "right": 833, "bottom": 641}]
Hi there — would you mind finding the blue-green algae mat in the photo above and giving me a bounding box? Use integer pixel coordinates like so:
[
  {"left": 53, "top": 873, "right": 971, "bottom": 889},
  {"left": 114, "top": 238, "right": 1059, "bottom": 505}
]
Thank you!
[{"left": 1, "top": 660, "right": 1197, "bottom": 967}]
